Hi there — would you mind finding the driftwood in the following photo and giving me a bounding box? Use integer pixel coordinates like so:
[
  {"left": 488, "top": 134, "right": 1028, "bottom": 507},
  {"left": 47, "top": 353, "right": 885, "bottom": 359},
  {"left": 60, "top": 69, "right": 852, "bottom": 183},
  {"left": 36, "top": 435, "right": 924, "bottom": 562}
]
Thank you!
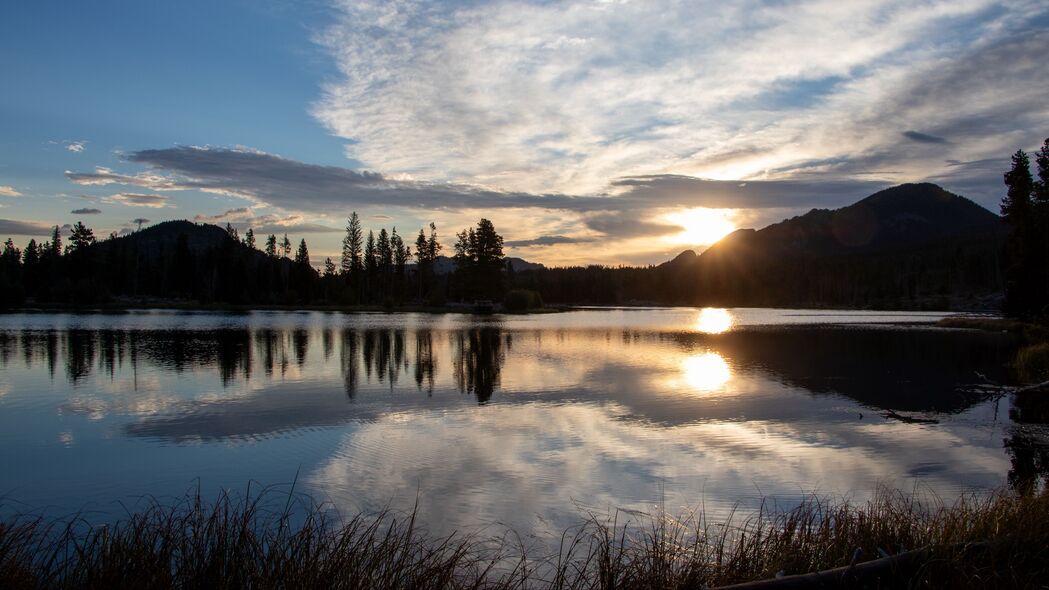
[
  {"left": 710, "top": 542, "right": 991, "bottom": 590},
  {"left": 1013, "top": 379, "right": 1049, "bottom": 394},
  {"left": 973, "top": 372, "right": 1049, "bottom": 396},
  {"left": 709, "top": 549, "right": 925, "bottom": 589},
  {"left": 881, "top": 410, "right": 938, "bottom": 425}
]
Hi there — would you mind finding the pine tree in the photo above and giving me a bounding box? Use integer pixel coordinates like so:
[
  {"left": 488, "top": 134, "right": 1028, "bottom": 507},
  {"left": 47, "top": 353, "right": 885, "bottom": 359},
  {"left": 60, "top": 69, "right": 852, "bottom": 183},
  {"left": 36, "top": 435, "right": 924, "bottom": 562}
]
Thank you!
[
  {"left": 377, "top": 228, "right": 392, "bottom": 275},
  {"left": 1035, "top": 138, "right": 1049, "bottom": 203},
  {"left": 427, "top": 222, "right": 441, "bottom": 262},
  {"left": 244, "top": 228, "right": 256, "bottom": 250},
  {"left": 225, "top": 223, "right": 239, "bottom": 242},
  {"left": 365, "top": 230, "right": 377, "bottom": 276},
  {"left": 1032, "top": 138, "right": 1049, "bottom": 312},
  {"left": 22, "top": 239, "right": 39, "bottom": 267},
  {"left": 453, "top": 229, "right": 471, "bottom": 270},
  {"left": 414, "top": 229, "right": 427, "bottom": 266},
  {"left": 414, "top": 228, "right": 430, "bottom": 300},
  {"left": 2, "top": 238, "right": 19, "bottom": 263},
  {"left": 473, "top": 218, "right": 504, "bottom": 267},
  {"left": 324, "top": 257, "right": 337, "bottom": 277},
  {"left": 265, "top": 234, "right": 278, "bottom": 257},
  {"left": 295, "top": 239, "right": 310, "bottom": 267},
  {"left": 392, "top": 228, "right": 408, "bottom": 277},
  {"left": 342, "top": 212, "right": 363, "bottom": 276},
  {"left": 1002, "top": 149, "right": 1036, "bottom": 317},
  {"left": 68, "top": 221, "right": 96, "bottom": 254},
  {"left": 281, "top": 234, "right": 292, "bottom": 259},
  {"left": 48, "top": 226, "right": 62, "bottom": 258}
]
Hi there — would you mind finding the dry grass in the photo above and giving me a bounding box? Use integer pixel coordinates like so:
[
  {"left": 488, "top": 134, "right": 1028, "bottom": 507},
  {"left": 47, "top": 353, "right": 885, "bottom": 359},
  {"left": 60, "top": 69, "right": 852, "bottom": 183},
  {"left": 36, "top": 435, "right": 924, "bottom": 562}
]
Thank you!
[
  {"left": 937, "top": 316, "right": 1049, "bottom": 342},
  {"left": 1014, "top": 342, "right": 1049, "bottom": 383},
  {"left": 1, "top": 485, "right": 1048, "bottom": 589}
]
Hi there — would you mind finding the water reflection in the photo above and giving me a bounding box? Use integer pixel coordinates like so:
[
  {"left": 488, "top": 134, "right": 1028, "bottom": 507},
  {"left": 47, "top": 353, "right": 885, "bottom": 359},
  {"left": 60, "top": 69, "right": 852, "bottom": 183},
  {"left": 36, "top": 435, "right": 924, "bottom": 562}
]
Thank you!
[
  {"left": 2, "top": 310, "right": 1048, "bottom": 537},
  {"left": 452, "top": 327, "right": 506, "bottom": 403},
  {"left": 681, "top": 352, "right": 731, "bottom": 392},
  {"left": 2, "top": 322, "right": 1022, "bottom": 415},
  {"left": 696, "top": 307, "right": 733, "bottom": 334}
]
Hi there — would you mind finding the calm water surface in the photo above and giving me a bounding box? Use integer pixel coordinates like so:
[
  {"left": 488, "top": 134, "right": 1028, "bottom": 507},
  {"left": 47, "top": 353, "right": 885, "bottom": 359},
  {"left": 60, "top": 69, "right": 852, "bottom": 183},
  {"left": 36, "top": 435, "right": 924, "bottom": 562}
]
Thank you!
[{"left": 0, "top": 308, "right": 1042, "bottom": 540}]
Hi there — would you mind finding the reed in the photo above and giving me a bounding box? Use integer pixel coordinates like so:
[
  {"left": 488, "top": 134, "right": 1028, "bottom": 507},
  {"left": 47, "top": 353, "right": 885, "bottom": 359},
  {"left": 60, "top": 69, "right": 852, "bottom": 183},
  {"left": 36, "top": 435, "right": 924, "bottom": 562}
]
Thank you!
[{"left": 1, "top": 485, "right": 1047, "bottom": 589}]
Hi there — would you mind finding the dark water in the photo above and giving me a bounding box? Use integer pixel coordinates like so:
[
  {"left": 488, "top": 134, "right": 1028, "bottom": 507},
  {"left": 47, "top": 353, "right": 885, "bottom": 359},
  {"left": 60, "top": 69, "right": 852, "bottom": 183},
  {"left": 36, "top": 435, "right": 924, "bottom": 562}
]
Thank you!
[{"left": 0, "top": 308, "right": 1044, "bottom": 540}]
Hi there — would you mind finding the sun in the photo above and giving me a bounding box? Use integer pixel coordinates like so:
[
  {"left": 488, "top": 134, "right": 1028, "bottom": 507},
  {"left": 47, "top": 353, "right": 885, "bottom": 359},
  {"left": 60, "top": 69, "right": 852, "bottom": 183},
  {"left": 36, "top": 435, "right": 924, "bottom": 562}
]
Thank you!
[{"left": 665, "top": 208, "right": 737, "bottom": 246}]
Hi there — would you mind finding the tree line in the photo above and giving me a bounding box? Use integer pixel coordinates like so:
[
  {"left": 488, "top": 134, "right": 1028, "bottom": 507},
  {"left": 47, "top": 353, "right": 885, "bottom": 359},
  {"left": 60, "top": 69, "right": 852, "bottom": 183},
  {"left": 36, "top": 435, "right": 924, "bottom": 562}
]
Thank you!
[
  {"left": 1, "top": 170, "right": 1019, "bottom": 311},
  {"left": 0, "top": 214, "right": 521, "bottom": 308},
  {"left": 1001, "top": 137, "right": 1049, "bottom": 318}
]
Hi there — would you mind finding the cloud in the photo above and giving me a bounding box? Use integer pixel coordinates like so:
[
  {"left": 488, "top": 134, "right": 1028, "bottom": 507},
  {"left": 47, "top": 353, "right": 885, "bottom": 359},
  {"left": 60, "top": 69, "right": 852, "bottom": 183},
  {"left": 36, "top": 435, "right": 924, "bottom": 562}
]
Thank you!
[
  {"left": 582, "top": 212, "right": 680, "bottom": 240},
  {"left": 131, "top": 218, "right": 150, "bottom": 225},
  {"left": 193, "top": 207, "right": 254, "bottom": 223},
  {"left": 71, "top": 146, "right": 900, "bottom": 215},
  {"left": 102, "top": 192, "right": 170, "bottom": 208},
  {"left": 611, "top": 176, "right": 887, "bottom": 210},
  {"left": 252, "top": 217, "right": 342, "bottom": 234},
  {"left": 193, "top": 206, "right": 339, "bottom": 234},
  {"left": 505, "top": 235, "right": 590, "bottom": 248},
  {"left": 0, "top": 219, "right": 51, "bottom": 235},
  {"left": 70, "top": 208, "right": 102, "bottom": 215},
  {"left": 66, "top": 141, "right": 86, "bottom": 153},
  {"left": 0, "top": 186, "right": 21, "bottom": 197},
  {"left": 902, "top": 131, "right": 948, "bottom": 144},
  {"left": 66, "top": 167, "right": 186, "bottom": 191},
  {"left": 70, "top": 146, "right": 596, "bottom": 211},
  {"left": 311, "top": 0, "right": 1048, "bottom": 214}
]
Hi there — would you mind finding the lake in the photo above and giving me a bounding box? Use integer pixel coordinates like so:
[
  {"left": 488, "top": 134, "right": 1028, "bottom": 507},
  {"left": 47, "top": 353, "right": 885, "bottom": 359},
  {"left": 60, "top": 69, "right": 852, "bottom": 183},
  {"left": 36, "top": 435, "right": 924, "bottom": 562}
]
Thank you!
[{"left": 0, "top": 308, "right": 1043, "bottom": 542}]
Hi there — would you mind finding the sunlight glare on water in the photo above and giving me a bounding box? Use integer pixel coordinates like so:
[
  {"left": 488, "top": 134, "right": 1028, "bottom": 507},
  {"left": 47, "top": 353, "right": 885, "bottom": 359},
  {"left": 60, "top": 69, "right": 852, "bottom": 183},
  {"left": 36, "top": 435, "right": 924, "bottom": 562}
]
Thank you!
[
  {"left": 681, "top": 352, "right": 732, "bottom": 392},
  {"left": 696, "top": 307, "right": 733, "bottom": 334}
]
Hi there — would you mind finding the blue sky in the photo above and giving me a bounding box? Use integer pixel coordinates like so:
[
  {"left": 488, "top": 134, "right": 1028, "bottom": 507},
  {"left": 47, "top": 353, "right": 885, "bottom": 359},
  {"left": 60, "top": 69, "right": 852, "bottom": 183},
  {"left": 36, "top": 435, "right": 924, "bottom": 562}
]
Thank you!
[{"left": 2, "top": 0, "right": 1048, "bottom": 265}]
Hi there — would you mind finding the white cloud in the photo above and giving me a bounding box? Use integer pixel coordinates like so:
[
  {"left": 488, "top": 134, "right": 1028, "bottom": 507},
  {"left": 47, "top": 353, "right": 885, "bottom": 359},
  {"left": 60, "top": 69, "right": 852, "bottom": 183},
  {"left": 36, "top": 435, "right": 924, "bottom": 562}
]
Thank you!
[
  {"left": 313, "top": 0, "right": 1047, "bottom": 203},
  {"left": 102, "top": 192, "right": 171, "bottom": 208},
  {"left": 193, "top": 207, "right": 340, "bottom": 233},
  {"left": 66, "top": 141, "right": 86, "bottom": 153},
  {"left": 67, "top": 167, "right": 187, "bottom": 191},
  {"left": 0, "top": 185, "right": 21, "bottom": 197}
]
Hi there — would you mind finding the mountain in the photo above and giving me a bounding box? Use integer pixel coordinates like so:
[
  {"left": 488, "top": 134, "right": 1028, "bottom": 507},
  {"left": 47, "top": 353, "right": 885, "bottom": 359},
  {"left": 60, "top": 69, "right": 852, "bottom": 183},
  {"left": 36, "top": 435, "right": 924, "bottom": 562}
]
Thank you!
[
  {"left": 431, "top": 255, "right": 544, "bottom": 275},
  {"left": 73, "top": 219, "right": 309, "bottom": 305},
  {"left": 661, "top": 183, "right": 1005, "bottom": 308},
  {"left": 99, "top": 220, "right": 242, "bottom": 255},
  {"left": 714, "top": 183, "right": 1000, "bottom": 256}
]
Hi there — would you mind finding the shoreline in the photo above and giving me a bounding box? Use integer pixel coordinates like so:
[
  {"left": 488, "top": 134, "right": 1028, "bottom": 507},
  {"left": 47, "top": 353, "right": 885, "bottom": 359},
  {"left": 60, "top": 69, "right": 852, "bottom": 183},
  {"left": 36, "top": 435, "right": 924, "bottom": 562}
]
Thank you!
[{"left": 2, "top": 301, "right": 1001, "bottom": 315}]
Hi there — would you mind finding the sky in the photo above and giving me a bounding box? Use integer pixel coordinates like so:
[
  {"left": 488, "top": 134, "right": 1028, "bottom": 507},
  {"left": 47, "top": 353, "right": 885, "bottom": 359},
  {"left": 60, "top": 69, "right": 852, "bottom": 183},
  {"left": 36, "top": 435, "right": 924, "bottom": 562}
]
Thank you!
[{"left": 1, "top": 0, "right": 1048, "bottom": 266}]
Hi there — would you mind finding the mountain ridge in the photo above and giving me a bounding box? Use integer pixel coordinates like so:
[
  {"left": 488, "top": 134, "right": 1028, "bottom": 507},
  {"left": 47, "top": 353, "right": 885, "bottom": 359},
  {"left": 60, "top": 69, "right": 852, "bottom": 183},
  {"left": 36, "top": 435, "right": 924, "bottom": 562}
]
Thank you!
[{"left": 649, "top": 182, "right": 1004, "bottom": 308}]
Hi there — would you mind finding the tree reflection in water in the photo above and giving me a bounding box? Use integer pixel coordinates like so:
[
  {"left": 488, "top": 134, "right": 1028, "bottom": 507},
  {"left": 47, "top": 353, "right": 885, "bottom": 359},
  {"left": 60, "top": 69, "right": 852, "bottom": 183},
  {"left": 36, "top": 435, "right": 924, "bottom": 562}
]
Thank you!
[
  {"left": 7, "top": 320, "right": 1049, "bottom": 493},
  {"left": 1006, "top": 393, "right": 1049, "bottom": 495},
  {"left": 452, "top": 327, "right": 506, "bottom": 403}
]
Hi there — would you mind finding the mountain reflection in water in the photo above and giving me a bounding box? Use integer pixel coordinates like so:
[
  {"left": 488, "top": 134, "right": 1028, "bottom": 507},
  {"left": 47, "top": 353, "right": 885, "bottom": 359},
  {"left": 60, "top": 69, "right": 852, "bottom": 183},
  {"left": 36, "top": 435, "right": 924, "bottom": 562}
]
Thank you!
[{"left": 0, "top": 309, "right": 1045, "bottom": 539}]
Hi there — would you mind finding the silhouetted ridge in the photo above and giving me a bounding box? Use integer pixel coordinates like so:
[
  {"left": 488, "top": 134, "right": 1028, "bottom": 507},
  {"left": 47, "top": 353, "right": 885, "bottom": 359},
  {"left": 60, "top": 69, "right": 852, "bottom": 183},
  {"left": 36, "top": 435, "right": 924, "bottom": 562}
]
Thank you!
[
  {"left": 685, "top": 183, "right": 1004, "bottom": 308},
  {"left": 710, "top": 183, "right": 1000, "bottom": 258},
  {"left": 98, "top": 220, "right": 235, "bottom": 255}
]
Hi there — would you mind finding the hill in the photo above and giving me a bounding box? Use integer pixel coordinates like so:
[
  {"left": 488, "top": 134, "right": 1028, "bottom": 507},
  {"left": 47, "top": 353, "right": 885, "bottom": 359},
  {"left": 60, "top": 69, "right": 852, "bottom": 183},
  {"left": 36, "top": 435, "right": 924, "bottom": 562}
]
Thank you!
[
  {"left": 674, "top": 183, "right": 1005, "bottom": 308},
  {"left": 432, "top": 255, "right": 543, "bottom": 275}
]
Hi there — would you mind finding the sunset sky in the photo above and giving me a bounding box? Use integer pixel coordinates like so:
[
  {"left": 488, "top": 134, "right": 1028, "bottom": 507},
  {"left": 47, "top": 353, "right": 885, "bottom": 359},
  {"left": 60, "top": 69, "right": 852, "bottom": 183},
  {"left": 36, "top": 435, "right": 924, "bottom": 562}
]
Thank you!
[{"left": 2, "top": 0, "right": 1047, "bottom": 265}]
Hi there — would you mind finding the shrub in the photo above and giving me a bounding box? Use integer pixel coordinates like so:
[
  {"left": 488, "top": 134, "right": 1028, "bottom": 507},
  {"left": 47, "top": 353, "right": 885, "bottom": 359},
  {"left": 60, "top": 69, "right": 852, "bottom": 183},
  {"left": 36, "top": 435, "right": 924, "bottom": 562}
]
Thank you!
[{"left": 503, "top": 289, "right": 543, "bottom": 312}]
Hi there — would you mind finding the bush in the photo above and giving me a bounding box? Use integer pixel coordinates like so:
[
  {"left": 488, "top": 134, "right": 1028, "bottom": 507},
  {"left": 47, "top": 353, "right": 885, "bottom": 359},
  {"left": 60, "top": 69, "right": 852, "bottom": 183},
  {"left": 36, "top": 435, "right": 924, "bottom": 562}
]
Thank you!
[
  {"left": 1015, "top": 342, "right": 1049, "bottom": 383},
  {"left": 503, "top": 289, "right": 543, "bottom": 312}
]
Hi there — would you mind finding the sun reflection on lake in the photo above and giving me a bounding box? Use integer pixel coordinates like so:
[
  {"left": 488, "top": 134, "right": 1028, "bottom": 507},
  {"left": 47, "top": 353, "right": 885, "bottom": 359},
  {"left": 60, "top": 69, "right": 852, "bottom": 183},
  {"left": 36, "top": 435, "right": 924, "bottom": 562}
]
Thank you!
[
  {"left": 696, "top": 308, "right": 733, "bottom": 334},
  {"left": 681, "top": 352, "right": 731, "bottom": 392}
]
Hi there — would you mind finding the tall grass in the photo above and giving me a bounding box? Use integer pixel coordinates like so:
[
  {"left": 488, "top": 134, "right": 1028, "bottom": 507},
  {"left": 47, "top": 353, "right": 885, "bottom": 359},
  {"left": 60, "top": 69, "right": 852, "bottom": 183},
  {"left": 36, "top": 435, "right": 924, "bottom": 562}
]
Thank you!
[{"left": 2, "top": 485, "right": 1047, "bottom": 589}]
